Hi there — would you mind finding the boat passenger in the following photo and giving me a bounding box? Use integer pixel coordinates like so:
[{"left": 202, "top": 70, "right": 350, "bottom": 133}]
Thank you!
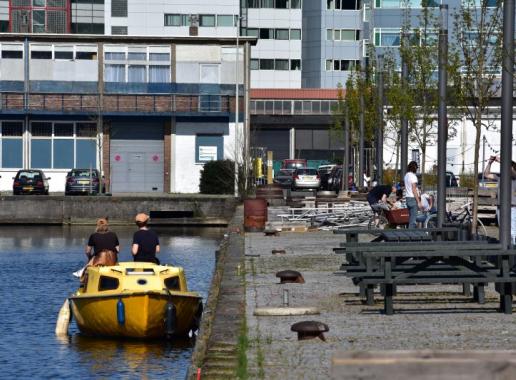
[
  {"left": 85, "top": 218, "right": 120, "bottom": 261},
  {"left": 132, "top": 213, "right": 160, "bottom": 264}
]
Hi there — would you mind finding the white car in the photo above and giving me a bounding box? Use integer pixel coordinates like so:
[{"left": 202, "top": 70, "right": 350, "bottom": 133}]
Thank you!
[{"left": 292, "top": 168, "right": 320, "bottom": 190}]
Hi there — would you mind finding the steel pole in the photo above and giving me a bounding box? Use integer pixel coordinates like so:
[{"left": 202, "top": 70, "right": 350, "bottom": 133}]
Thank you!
[
  {"left": 400, "top": 35, "right": 409, "bottom": 181},
  {"left": 343, "top": 105, "right": 350, "bottom": 191},
  {"left": 376, "top": 55, "right": 384, "bottom": 184},
  {"left": 234, "top": 22, "right": 240, "bottom": 197},
  {"left": 499, "top": 0, "right": 515, "bottom": 248},
  {"left": 437, "top": 4, "right": 448, "bottom": 228},
  {"left": 359, "top": 84, "right": 365, "bottom": 189}
]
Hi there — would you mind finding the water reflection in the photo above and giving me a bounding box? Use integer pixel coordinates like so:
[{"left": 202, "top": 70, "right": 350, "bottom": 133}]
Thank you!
[{"left": 0, "top": 225, "right": 222, "bottom": 379}]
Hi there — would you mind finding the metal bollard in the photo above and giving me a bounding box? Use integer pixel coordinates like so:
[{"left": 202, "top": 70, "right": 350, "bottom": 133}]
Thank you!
[{"left": 283, "top": 289, "right": 289, "bottom": 307}]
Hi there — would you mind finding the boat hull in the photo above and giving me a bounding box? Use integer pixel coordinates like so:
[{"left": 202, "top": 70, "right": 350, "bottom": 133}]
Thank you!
[{"left": 70, "top": 292, "right": 201, "bottom": 339}]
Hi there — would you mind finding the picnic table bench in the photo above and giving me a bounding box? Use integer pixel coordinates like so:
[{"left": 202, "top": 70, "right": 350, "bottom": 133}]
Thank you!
[
  {"left": 333, "top": 227, "right": 467, "bottom": 243},
  {"left": 335, "top": 241, "right": 516, "bottom": 315}
]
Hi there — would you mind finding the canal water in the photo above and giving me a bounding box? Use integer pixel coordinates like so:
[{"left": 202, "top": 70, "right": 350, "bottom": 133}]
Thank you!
[{"left": 0, "top": 225, "right": 224, "bottom": 379}]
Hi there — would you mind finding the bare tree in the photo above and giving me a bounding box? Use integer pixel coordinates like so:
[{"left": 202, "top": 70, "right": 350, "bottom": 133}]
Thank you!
[{"left": 449, "top": 0, "right": 503, "bottom": 231}]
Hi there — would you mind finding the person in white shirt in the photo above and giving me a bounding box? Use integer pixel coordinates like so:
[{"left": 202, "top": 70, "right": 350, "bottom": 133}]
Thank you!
[
  {"left": 363, "top": 172, "right": 371, "bottom": 189},
  {"left": 484, "top": 155, "right": 516, "bottom": 244},
  {"left": 404, "top": 161, "right": 423, "bottom": 228}
]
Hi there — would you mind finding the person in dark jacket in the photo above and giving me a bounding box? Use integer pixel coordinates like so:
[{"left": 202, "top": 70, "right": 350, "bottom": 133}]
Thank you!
[
  {"left": 131, "top": 213, "right": 160, "bottom": 264},
  {"left": 85, "top": 217, "right": 119, "bottom": 260},
  {"left": 367, "top": 184, "right": 396, "bottom": 210}
]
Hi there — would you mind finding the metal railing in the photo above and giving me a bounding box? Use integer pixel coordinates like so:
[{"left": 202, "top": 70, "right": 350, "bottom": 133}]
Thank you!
[{"left": 250, "top": 99, "right": 339, "bottom": 115}]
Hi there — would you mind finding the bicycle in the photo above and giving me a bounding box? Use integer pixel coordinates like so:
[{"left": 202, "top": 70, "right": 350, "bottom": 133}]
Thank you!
[{"left": 423, "top": 201, "right": 487, "bottom": 237}]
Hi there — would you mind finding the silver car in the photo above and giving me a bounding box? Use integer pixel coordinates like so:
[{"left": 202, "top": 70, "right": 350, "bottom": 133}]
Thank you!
[{"left": 292, "top": 168, "right": 320, "bottom": 190}]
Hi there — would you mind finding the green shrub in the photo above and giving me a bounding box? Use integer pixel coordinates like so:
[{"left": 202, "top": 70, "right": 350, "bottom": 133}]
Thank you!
[{"left": 199, "top": 160, "right": 235, "bottom": 194}]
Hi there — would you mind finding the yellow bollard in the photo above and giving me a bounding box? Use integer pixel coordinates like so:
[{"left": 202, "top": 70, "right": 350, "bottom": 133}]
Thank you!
[{"left": 55, "top": 299, "right": 71, "bottom": 337}]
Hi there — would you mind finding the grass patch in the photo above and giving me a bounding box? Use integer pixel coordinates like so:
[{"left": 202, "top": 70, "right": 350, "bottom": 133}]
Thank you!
[{"left": 236, "top": 316, "right": 249, "bottom": 379}]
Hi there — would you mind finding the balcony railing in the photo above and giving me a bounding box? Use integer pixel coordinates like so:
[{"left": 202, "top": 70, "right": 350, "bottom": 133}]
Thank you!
[{"left": 0, "top": 92, "right": 236, "bottom": 114}]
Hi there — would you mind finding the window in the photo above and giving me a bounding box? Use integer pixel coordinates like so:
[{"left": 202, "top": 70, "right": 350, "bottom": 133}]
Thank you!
[
  {"left": 128, "top": 52, "right": 146, "bottom": 61},
  {"left": 290, "top": 29, "right": 301, "bottom": 40},
  {"left": 2, "top": 50, "right": 23, "bottom": 59},
  {"left": 374, "top": 28, "right": 401, "bottom": 46},
  {"left": 247, "top": 0, "right": 260, "bottom": 7},
  {"left": 217, "top": 15, "right": 235, "bottom": 26},
  {"left": 149, "top": 66, "right": 170, "bottom": 82},
  {"left": 30, "top": 122, "right": 97, "bottom": 169},
  {"left": 262, "top": 0, "right": 274, "bottom": 7},
  {"left": 106, "top": 52, "right": 126, "bottom": 60},
  {"left": 326, "top": 60, "right": 332, "bottom": 71},
  {"left": 275, "top": 59, "right": 289, "bottom": 70},
  {"left": 276, "top": 0, "right": 288, "bottom": 8},
  {"left": 196, "top": 135, "right": 223, "bottom": 163},
  {"left": 260, "top": 28, "right": 274, "bottom": 39},
  {"left": 76, "top": 47, "right": 97, "bottom": 60},
  {"left": 1, "top": 122, "right": 23, "bottom": 169},
  {"left": 329, "top": 0, "right": 361, "bottom": 9},
  {"left": 105, "top": 64, "right": 126, "bottom": 81},
  {"left": 327, "top": 29, "right": 333, "bottom": 40},
  {"left": 291, "top": 59, "right": 301, "bottom": 70},
  {"left": 200, "top": 95, "right": 221, "bottom": 112},
  {"left": 164, "top": 14, "right": 186, "bottom": 26},
  {"left": 32, "top": 10, "right": 45, "bottom": 33},
  {"left": 259, "top": 59, "right": 274, "bottom": 70},
  {"left": 326, "top": 59, "right": 359, "bottom": 71},
  {"left": 128, "top": 65, "right": 146, "bottom": 82},
  {"left": 200, "top": 64, "right": 220, "bottom": 83},
  {"left": 276, "top": 29, "right": 289, "bottom": 40},
  {"left": 54, "top": 51, "right": 73, "bottom": 59},
  {"left": 31, "top": 50, "right": 52, "bottom": 59},
  {"left": 250, "top": 59, "right": 259, "bottom": 70},
  {"left": 341, "top": 30, "right": 357, "bottom": 41},
  {"left": 291, "top": 0, "right": 301, "bottom": 8},
  {"left": 111, "top": 26, "right": 128, "bottom": 35},
  {"left": 334, "top": 29, "right": 341, "bottom": 40},
  {"left": 33, "top": 0, "right": 45, "bottom": 6},
  {"left": 245, "top": 28, "right": 259, "bottom": 37},
  {"left": 99, "top": 276, "right": 119, "bottom": 291},
  {"left": 165, "top": 276, "right": 180, "bottom": 290},
  {"left": 111, "top": 0, "right": 127, "bottom": 17},
  {"left": 199, "top": 15, "right": 215, "bottom": 27},
  {"left": 149, "top": 53, "right": 169, "bottom": 61}
]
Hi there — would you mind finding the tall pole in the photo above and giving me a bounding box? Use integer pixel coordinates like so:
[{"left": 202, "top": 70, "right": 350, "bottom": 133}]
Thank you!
[
  {"left": 400, "top": 34, "right": 409, "bottom": 181},
  {"left": 343, "top": 105, "right": 350, "bottom": 191},
  {"left": 481, "top": 135, "right": 486, "bottom": 184},
  {"left": 499, "top": 0, "right": 515, "bottom": 249},
  {"left": 234, "top": 18, "right": 240, "bottom": 197},
  {"left": 437, "top": 4, "right": 448, "bottom": 228},
  {"left": 358, "top": 68, "right": 365, "bottom": 190},
  {"left": 376, "top": 55, "right": 384, "bottom": 184}
]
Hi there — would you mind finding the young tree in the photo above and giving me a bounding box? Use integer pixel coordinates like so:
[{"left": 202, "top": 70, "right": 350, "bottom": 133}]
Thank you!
[{"left": 449, "top": 0, "right": 503, "bottom": 231}]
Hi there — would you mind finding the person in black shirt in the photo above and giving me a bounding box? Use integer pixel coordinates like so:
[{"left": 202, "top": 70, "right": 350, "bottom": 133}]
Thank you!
[
  {"left": 367, "top": 184, "right": 396, "bottom": 209},
  {"left": 85, "top": 218, "right": 120, "bottom": 260},
  {"left": 132, "top": 213, "right": 160, "bottom": 264}
]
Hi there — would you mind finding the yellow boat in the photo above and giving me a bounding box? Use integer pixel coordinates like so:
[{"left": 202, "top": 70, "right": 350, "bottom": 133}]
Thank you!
[{"left": 69, "top": 262, "right": 203, "bottom": 339}]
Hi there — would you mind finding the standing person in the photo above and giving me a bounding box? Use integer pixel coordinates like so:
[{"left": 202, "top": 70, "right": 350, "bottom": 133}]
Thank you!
[
  {"left": 132, "top": 213, "right": 160, "bottom": 264},
  {"left": 484, "top": 155, "right": 516, "bottom": 243},
  {"left": 404, "top": 161, "right": 423, "bottom": 229},
  {"left": 363, "top": 172, "right": 371, "bottom": 189}
]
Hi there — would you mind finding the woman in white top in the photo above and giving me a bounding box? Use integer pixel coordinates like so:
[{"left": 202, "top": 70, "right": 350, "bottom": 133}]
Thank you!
[{"left": 404, "top": 161, "right": 423, "bottom": 228}]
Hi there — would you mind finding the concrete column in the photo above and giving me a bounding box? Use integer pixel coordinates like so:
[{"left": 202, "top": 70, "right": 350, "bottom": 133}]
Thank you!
[
  {"left": 164, "top": 118, "right": 171, "bottom": 193},
  {"left": 169, "top": 117, "right": 177, "bottom": 193}
]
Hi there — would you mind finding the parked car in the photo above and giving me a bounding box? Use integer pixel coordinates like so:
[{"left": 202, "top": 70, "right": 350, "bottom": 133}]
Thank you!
[
  {"left": 273, "top": 169, "right": 295, "bottom": 188},
  {"left": 291, "top": 167, "right": 320, "bottom": 191},
  {"left": 65, "top": 169, "right": 101, "bottom": 195},
  {"left": 416, "top": 171, "right": 458, "bottom": 187},
  {"left": 13, "top": 169, "right": 50, "bottom": 195},
  {"left": 328, "top": 166, "right": 354, "bottom": 192},
  {"left": 318, "top": 164, "right": 336, "bottom": 190},
  {"left": 281, "top": 159, "right": 307, "bottom": 170}
]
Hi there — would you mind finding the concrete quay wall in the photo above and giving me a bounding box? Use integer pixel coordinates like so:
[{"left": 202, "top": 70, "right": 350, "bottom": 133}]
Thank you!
[{"left": 0, "top": 195, "right": 237, "bottom": 225}]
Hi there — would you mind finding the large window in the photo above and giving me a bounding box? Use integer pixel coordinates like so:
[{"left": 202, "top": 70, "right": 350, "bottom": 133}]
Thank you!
[
  {"left": 327, "top": 29, "right": 360, "bottom": 41},
  {"left": 327, "top": 0, "right": 361, "bottom": 10},
  {"left": 1, "top": 122, "right": 23, "bottom": 169},
  {"left": 325, "top": 59, "right": 359, "bottom": 71},
  {"left": 246, "top": 0, "right": 302, "bottom": 8},
  {"left": 251, "top": 58, "right": 301, "bottom": 71},
  {"left": 104, "top": 46, "right": 171, "bottom": 83},
  {"left": 30, "top": 122, "right": 97, "bottom": 169}
]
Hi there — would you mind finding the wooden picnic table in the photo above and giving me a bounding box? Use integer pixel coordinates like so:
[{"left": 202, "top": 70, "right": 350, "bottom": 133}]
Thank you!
[{"left": 336, "top": 241, "right": 516, "bottom": 315}]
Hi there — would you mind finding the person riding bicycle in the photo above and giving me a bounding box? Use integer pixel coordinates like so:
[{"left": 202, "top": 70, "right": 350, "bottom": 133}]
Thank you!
[
  {"left": 484, "top": 154, "right": 516, "bottom": 243},
  {"left": 367, "top": 184, "right": 397, "bottom": 211}
]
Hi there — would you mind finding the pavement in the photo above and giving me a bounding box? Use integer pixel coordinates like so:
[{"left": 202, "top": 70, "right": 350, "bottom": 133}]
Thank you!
[{"left": 243, "top": 208, "right": 515, "bottom": 379}]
